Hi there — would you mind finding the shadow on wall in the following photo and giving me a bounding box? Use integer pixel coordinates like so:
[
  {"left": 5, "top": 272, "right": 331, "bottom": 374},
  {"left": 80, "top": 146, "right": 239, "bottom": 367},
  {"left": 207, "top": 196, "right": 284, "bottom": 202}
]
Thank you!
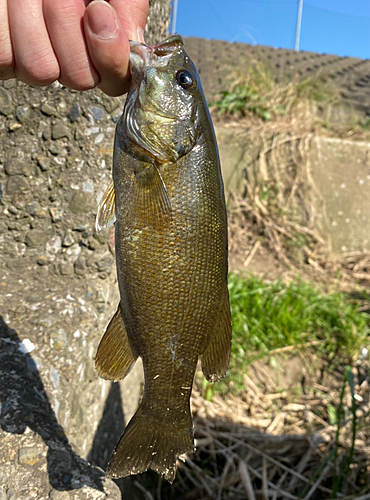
[
  {"left": 88, "top": 381, "right": 137, "bottom": 496},
  {"left": 0, "top": 315, "right": 107, "bottom": 491}
]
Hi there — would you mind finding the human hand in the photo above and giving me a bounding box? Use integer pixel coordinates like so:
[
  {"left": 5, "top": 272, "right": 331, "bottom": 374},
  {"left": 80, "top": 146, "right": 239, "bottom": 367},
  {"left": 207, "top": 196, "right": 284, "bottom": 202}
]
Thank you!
[{"left": 0, "top": 0, "right": 149, "bottom": 96}]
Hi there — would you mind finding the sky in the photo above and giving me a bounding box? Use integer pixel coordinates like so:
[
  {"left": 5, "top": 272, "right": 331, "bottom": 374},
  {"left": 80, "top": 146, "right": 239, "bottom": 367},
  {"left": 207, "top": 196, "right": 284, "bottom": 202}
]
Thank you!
[{"left": 170, "top": 0, "right": 370, "bottom": 59}]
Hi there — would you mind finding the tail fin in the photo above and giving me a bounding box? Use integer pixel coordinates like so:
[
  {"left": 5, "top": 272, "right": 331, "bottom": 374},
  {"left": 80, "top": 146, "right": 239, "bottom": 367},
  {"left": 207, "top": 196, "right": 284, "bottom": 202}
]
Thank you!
[{"left": 106, "top": 405, "right": 193, "bottom": 483}]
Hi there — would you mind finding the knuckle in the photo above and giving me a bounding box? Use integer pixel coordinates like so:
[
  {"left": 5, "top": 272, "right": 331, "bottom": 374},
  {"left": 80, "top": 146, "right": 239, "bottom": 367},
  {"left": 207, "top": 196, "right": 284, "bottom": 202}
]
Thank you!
[
  {"left": 59, "top": 59, "right": 99, "bottom": 91},
  {"left": 17, "top": 56, "right": 60, "bottom": 86}
]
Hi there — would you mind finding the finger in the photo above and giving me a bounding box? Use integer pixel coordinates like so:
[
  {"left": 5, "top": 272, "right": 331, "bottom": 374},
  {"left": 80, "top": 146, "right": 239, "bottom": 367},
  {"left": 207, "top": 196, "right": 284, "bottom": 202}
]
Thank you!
[
  {"left": 0, "top": 0, "right": 14, "bottom": 79},
  {"left": 109, "top": 0, "right": 149, "bottom": 42},
  {"left": 84, "top": 1, "right": 130, "bottom": 96},
  {"left": 43, "top": 0, "right": 99, "bottom": 90},
  {"left": 7, "top": 0, "right": 59, "bottom": 85}
]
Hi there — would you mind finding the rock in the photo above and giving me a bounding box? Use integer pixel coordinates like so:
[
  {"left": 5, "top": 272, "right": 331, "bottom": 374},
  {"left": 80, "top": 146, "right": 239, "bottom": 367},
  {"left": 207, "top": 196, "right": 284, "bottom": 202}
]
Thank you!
[
  {"left": 0, "top": 87, "right": 14, "bottom": 116},
  {"left": 87, "top": 237, "right": 100, "bottom": 251},
  {"left": 6, "top": 176, "right": 30, "bottom": 195},
  {"left": 112, "top": 110, "right": 122, "bottom": 123},
  {"left": 94, "top": 133, "right": 104, "bottom": 144},
  {"left": 16, "top": 106, "right": 31, "bottom": 124},
  {"left": 62, "top": 230, "right": 75, "bottom": 247},
  {"left": 42, "top": 128, "right": 52, "bottom": 141},
  {"left": 26, "top": 202, "right": 47, "bottom": 218},
  {"left": 89, "top": 107, "right": 104, "bottom": 121},
  {"left": 73, "top": 223, "right": 90, "bottom": 232},
  {"left": 59, "top": 262, "right": 74, "bottom": 275},
  {"left": 84, "top": 126, "right": 99, "bottom": 136},
  {"left": 8, "top": 121, "right": 22, "bottom": 132},
  {"left": 25, "top": 230, "right": 52, "bottom": 248},
  {"left": 12, "top": 193, "right": 29, "bottom": 210},
  {"left": 52, "top": 122, "right": 71, "bottom": 140},
  {"left": 103, "top": 97, "right": 121, "bottom": 113},
  {"left": 18, "top": 446, "right": 44, "bottom": 466},
  {"left": 74, "top": 256, "right": 87, "bottom": 275},
  {"left": 50, "top": 207, "right": 63, "bottom": 223},
  {"left": 82, "top": 181, "right": 94, "bottom": 193},
  {"left": 37, "top": 156, "right": 51, "bottom": 171},
  {"left": 69, "top": 103, "right": 81, "bottom": 122},
  {"left": 74, "top": 129, "right": 84, "bottom": 141},
  {"left": 41, "top": 103, "right": 57, "bottom": 116},
  {"left": 4, "top": 159, "right": 32, "bottom": 176},
  {"left": 37, "top": 256, "right": 48, "bottom": 266},
  {"left": 48, "top": 143, "right": 60, "bottom": 156},
  {"left": 45, "top": 235, "right": 62, "bottom": 260},
  {"left": 95, "top": 256, "right": 114, "bottom": 272},
  {"left": 69, "top": 191, "right": 94, "bottom": 214}
]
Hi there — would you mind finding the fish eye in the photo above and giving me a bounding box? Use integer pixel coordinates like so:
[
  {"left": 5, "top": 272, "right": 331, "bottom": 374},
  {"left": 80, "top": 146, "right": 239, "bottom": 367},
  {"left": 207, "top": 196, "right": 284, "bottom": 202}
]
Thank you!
[{"left": 175, "top": 70, "right": 194, "bottom": 90}]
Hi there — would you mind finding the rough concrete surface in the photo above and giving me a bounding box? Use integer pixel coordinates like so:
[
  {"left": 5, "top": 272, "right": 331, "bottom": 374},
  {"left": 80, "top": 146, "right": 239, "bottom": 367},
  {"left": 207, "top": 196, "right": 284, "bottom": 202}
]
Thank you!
[
  {"left": 308, "top": 137, "right": 370, "bottom": 252},
  {"left": 0, "top": 1, "right": 171, "bottom": 499}
]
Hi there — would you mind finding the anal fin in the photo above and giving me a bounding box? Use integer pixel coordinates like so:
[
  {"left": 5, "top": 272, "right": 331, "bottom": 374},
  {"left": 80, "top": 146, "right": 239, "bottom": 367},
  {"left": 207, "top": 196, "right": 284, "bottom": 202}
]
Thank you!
[
  {"left": 201, "top": 285, "right": 232, "bottom": 383},
  {"left": 95, "top": 304, "right": 137, "bottom": 381}
]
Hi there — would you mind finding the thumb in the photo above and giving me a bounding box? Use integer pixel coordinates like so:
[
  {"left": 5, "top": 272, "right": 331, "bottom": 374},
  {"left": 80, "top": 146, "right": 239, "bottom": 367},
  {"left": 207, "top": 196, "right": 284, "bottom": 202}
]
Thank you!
[{"left": 84, "top": 0, "right": 131, "bottom": 96}]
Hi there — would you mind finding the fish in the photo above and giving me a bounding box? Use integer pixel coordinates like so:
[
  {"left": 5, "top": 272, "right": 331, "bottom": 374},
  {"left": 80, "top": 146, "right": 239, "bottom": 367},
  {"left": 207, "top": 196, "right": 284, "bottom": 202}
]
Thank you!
[{"left": 95, "top": 34, "right": 232, "bottom": 483}]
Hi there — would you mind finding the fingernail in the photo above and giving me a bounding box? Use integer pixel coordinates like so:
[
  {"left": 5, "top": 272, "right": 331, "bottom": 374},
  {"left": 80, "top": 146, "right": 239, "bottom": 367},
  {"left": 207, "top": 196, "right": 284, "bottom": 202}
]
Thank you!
[
  {"left": 86, "top": 0, "right": 118, "bottom": 40},
  {"left": 137, "top": 27, "right": 146, "bottom": 44}
]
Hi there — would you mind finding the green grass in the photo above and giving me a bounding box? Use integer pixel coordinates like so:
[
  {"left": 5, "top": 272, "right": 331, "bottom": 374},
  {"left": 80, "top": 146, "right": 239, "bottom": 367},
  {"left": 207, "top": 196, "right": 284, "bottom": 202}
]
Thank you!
[{"left": 205, "top": 274, "right": 370, "bottom": 396}]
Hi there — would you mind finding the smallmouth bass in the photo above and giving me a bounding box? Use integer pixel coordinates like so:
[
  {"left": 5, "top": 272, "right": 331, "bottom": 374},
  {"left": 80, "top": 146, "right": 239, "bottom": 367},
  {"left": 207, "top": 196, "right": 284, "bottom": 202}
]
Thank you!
[{"left": 95, "top": 34, "right": 232, "bottom": 482}]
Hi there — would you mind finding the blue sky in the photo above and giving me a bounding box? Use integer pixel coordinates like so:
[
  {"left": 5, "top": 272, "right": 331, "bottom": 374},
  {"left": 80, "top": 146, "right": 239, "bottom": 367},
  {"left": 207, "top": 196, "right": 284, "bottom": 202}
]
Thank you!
[{"left": 171, "top": 0, "right": 370, "bottom": 59}]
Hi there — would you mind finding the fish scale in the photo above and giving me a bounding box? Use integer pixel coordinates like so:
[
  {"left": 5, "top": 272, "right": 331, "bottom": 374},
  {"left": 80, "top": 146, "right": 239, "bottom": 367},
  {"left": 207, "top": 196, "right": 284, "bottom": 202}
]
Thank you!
[{"left": 95, "top": 34, "right": 232, "bottom": 482}]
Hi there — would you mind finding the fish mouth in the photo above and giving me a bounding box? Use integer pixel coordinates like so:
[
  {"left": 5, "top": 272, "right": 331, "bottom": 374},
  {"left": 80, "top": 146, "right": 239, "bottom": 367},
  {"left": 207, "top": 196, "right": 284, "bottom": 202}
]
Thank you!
[{"left": 129, "top": 35, "right": 185, "bottom": 86}]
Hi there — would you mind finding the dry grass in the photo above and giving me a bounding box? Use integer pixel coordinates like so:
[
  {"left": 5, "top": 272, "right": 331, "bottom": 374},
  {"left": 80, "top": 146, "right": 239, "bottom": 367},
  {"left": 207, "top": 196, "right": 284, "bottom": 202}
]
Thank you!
[
  {"left": 138, "top": 361, "right": 370, "bottom": 500},
  {"left": 226, "top": 129, "right": 370, "bottom": 292}
]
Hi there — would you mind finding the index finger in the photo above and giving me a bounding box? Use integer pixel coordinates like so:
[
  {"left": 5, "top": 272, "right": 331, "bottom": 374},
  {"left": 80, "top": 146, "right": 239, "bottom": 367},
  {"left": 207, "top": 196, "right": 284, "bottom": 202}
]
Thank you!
[
  {"left": 0, "top": 0, "right": 14, "bottom": 79},
  {"left": 43, "top": 0, "right": 99, "bottom": 90}
]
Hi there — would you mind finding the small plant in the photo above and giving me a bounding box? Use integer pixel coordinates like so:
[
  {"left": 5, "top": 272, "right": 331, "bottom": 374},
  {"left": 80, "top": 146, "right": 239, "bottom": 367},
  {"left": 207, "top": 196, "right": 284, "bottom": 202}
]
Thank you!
[
  {"left": 360, "top": 116, "right": 370, "bottom": 130},
  {"left": 209, "top": 84, "right": 271, "bottom": 120}
]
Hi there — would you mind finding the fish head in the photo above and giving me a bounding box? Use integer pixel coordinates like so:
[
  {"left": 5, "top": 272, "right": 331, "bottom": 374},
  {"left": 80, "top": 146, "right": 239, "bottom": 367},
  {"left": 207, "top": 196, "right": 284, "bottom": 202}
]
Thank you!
[{"left": 122, "top": 35, "right": 203, "bottom": 163}]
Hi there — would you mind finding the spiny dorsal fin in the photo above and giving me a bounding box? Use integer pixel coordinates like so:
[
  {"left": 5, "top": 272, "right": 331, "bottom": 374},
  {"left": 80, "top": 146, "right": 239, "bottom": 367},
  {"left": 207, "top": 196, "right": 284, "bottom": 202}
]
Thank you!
[
  {"left": 95, "top": 304, "right": 137, "bottom": 381},
  {"left": 96, "top": 182, "right": 116, "bottom": 234},
  {"left": 201, "top": 285, "right": 232, "bottom": 383},
  {"left": 134, "top": 164, "right": 172, "bottom": 228}
]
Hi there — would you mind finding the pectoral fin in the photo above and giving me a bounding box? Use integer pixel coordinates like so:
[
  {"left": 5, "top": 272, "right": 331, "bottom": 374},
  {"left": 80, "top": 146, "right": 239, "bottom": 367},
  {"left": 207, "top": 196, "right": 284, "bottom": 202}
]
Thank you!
[
  {"left": 96, "top": 182, "right": 116, "bottom": 233},
  {"left": 201, "top": 286, "right": 232, "bottom": 383},
  {"left": 134, "top": 164, "right": 171, "bottom": 228},
  {"left": 96, "top": 304, "right": 137, "bottom": 381}
]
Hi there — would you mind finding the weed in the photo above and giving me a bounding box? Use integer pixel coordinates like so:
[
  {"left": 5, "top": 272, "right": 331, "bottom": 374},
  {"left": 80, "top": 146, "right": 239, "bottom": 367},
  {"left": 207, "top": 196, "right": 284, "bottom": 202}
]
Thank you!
[{"left": 209, "top": 84, "right": 272, "bottom": 120}]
